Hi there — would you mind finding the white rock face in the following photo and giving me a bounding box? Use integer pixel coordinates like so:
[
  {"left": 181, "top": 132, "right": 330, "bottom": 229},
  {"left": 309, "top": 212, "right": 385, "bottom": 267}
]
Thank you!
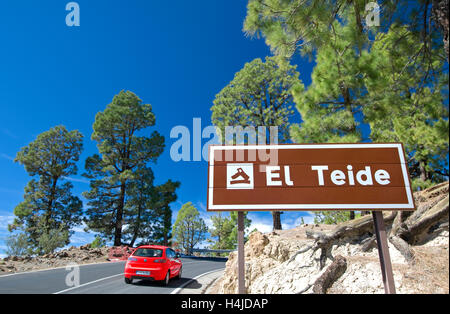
[
  {"left": 330, "top": 260, "right": 408, "bottom": 294},
  {"left": 421, "top": 230, "right": 449, "bottom": 247},
  {"left": 217, "top": 226, "right": 448, "bottom": 294},
  {"left": 249, "top": 238, "right": 409, "bottom": 294},
  {"left": 216, "top": 183, "right": 449, "bottom": 294}
]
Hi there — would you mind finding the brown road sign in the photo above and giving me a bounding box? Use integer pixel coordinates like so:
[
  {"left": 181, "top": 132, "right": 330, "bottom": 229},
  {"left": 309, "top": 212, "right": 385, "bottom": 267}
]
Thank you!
[{"left": 207, "top": 143, "right": 415, "bottom": 211}]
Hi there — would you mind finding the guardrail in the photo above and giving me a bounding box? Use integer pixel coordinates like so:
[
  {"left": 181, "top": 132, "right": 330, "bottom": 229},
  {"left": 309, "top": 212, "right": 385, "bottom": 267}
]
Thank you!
[
  {"left": 191, "top": 248, "right": 235, "bottom": 254},
  {"left": 106, "top": 246, "right": 233, "bottom": 261}
]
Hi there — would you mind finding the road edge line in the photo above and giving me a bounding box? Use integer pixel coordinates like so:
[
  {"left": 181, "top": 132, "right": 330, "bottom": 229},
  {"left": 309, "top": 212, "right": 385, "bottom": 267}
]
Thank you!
[
  {"left": 202, "top": 270, "right": 224, "bottom": 294},
  {"left": 53, "top": 273, "right": 124, "bottom": 294},
  {"left": 0, "top": 260, "right": 124, "bottom": 278},
  {"left": 170, "top": 269, "right": 224, "bottom": 295}
]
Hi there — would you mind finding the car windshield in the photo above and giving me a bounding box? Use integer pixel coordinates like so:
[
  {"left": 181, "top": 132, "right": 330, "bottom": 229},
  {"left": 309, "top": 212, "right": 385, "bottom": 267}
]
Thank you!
[{"left": 133, "top": 248, "right": 163, "bottom": 258}]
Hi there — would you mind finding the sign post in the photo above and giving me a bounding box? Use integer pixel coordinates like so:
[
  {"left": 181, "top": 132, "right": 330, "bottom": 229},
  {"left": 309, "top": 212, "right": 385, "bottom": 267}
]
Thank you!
[
  {"left": 372, "top": 211, "right": 396, "bottom": 294},
  {"left": 207, "top": 143, "right": 415, "bottom": 294},
  {"left": 237, "top": 211, "right": 245, "bottom": 294}
]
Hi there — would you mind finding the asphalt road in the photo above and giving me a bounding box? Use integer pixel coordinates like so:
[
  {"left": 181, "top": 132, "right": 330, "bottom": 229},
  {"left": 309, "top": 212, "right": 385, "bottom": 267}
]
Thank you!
[{"left": 0, "top": 258, "right": 226, "bottom": 294}]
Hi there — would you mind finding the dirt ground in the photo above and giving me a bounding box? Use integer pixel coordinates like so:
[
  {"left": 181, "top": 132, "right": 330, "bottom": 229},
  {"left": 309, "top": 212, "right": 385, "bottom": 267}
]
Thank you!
[{"left": 0, "top": 245, "right": 110, "bottom": 274}]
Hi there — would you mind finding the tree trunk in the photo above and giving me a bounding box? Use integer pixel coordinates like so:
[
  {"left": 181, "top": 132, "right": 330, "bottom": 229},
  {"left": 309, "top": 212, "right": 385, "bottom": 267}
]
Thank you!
[
  {"left": 389, "top": 235, "right": 415, "bottom": 264},
  {"left": 272, "top": 211, "right": 282, "bottom": 230},
  {"left": 432, "top": 0, "right": 449, "bottom": 59},
  {"left": 130, "top": 202, "right": 143, "bottom": 247},
  {"left": 349, "top": 211, "right": 355, "bottom": 220},
  {"left": 114, "top": 183, "right": 126, "bottom": 246},
  {"left": 419, "top": 161, "right": 428, "bottom": 182},
  {"left": 130, "top": 236, "right": 137, "bottom": 247},
  {"left": 45, "top": 176, "right": 59, "bottom": 233},
  {"left": 312, "top": 255, "right": 347, "bottom": 294},
  {"left": 395, "top": 195, "right": 449, "bottom": 244},
  {"left": 306, "top": 212, "right": 397, "bottom": 268},
  {"left": 304, "top": 182, "right": 448, "bottom": 269}
]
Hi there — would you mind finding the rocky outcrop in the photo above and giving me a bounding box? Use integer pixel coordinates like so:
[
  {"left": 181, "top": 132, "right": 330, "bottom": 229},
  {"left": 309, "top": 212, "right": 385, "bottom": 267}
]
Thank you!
[
  {"left": 219, "top": 231, "right": 305, "bottom": 294},
  {"left": 108, "top": 246, "right": 134, "bottom": 261},
  {"left": 0, "top": 245, "right": 110, "bottom": 274},
  {"left": 217, "top": 182, "right": 449, "bottom": 294}
]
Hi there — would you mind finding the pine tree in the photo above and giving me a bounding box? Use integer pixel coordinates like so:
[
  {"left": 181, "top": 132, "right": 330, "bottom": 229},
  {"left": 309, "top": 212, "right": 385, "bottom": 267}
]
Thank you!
[
  {"left": 244, "top": 0, "right": 448, "bottom": 222},
  {"left": 172, "top": 202, "right": 208, "bottom": 255},
  {"left": 10, "top": 125, "right": 83, "bottom": 254},
  {"left": 211, "top": 56, "right": 301, "bottom": 229},
  {"left": 126, "top": 175, "right": 180, "bottom": 247},
  {"left": 364, "top": 24, "right": 449, "bottom": 189},
  {"left": 208, "top": 212, "right": 235, "bottom": 252},
  {"left": 83, "top": 91, "right": 165, "bottom": 245}
]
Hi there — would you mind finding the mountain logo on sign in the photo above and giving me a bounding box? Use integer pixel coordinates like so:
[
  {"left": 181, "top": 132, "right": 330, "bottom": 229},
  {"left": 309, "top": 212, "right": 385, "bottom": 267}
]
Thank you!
[
  {"left": 226, "top": 164, "right": 254, "bottom": 190},
  {"left": 230, "top": 168, "right": 251, "bottom": 185}
]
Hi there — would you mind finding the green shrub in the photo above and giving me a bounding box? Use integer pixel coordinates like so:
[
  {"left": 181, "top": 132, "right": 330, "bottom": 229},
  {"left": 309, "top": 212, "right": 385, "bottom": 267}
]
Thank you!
[
  {"left": 90, "top": 236, "right": 106, "bottom": 248},
  {"left": 5, "top": 233, "right": 30, "bottom": 257},
  {"left": 37, "top": 227, "right": 69, "bottom": 255}
]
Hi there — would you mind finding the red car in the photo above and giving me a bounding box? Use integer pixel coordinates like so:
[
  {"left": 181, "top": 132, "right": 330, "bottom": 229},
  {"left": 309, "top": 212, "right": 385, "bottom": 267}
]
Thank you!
[{"left": 124, "top": 245, "right": 182, "bottom": 285}]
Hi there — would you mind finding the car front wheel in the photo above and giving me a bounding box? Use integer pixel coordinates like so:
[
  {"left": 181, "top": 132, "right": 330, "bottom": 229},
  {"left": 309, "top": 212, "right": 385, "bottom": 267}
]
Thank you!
[{"left": 176, "top": 267, "right": 182, "bottom": 280}]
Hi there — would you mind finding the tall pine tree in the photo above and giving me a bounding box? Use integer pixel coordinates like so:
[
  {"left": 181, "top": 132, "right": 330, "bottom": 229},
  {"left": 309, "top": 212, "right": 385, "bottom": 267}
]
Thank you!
[
  {"left": 83, "top": 91, "right": 165, "bottom": 245},
  {"left": 211, "top": 56, "right": 301, "bottom": 229},
  {"left": 10, "top": 125, "right": 83, "bottom": 254},
  {"left": 244, "top": 0, "right": 448, "bottom": 220}
]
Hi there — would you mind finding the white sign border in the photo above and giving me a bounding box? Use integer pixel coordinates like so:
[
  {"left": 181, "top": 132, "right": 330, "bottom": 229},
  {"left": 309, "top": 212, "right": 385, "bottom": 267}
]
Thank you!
[{"left": 208, "top": 143, "right": 415, "bottom": 211}]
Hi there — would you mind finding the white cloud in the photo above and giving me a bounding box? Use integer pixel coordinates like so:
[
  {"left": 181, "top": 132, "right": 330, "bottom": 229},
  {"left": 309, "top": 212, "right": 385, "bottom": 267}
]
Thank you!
[
  {"left": 0, "top": 153, "right": 14, "bottom": 161},
  {"left": 249, "top": 222, "right": 273, "bottom": 233},
  {"left": 0, "top": 215, "right": 14, "bottom": 230},
  {"left": 195, "top": 201, "right": 216, "bottom": 230},
  {"left": 0, "top": 243, "right": 6, "bottom": 258},
  {"left": 195, "top": 240, "right": 210, "bottom": 249},
  {"left": 1, "top": 129, "right": 18, "bottom": 140},
  {"left": 0, "top": 217, "right": 102, "bottom": 254},
  {"left": 247, "top": 211, "right": 316, "bottom": 233},
  {"left": 196, "top": 201, "right": 207, "bottom": 212},
  {"left": 0, "top": 215, "right": 15, "bottom": 257},
  {"left": 67, "top": 223, "right": 101, "bottom": 247},
  {"left": 67, "top": 232, "right": 97, "bottom": 247},
  {"left": 203, "top": 216, "right": 214, "bottom": 229},
  {"left": 247, "top": 213, "right": 273, "bottom": 234},
  {"left": 295, "top": 213, "right": 315, "bottom": 225},
  {"left": 63, "top": 176, "right": 90, "bottom": 184},
  {"left": 71, "top": 222, "right": 88, "bottom": 233}
]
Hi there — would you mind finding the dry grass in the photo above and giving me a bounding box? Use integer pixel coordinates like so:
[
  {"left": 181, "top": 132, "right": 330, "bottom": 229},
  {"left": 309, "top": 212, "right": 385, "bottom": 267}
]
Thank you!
[
  {"left": 272, "top": 224, "right": 335, "bottom": 241},
  {"left": 399, "top": 245, "right": 449, "bottom": 294}
]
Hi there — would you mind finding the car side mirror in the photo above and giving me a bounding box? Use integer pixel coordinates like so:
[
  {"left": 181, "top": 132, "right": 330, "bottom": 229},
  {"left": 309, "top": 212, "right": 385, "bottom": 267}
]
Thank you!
[{"left": 175, "top": 252, "right": 180, "bottom": 258}]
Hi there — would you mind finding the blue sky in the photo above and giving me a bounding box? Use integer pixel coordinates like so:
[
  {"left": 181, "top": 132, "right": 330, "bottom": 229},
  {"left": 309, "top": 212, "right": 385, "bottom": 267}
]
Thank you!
[{"left": 0, "top": 0, "right": 316, "bottom": 255}]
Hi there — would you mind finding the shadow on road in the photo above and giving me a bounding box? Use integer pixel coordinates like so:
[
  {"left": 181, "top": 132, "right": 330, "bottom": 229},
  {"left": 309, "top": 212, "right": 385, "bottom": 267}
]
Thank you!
[{"left": 131, "top": 277, "right": 201, "bottom": 289}]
